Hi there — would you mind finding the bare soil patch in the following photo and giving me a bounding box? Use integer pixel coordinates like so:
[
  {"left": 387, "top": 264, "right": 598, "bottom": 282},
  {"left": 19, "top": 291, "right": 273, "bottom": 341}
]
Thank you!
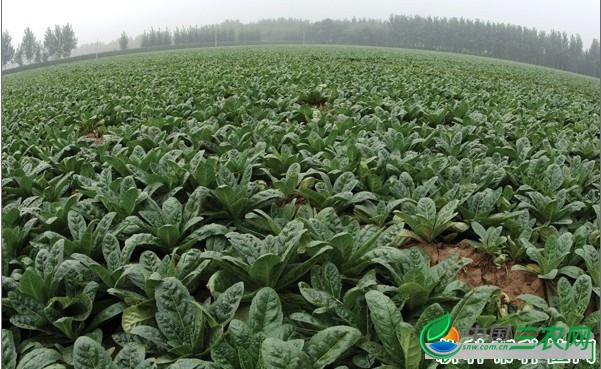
[
  {"left": 412, "top": 240, "right": 545, "bottom": 307},
  {"left": 84, "top": 130, "right": 104, "bottom": 144}
]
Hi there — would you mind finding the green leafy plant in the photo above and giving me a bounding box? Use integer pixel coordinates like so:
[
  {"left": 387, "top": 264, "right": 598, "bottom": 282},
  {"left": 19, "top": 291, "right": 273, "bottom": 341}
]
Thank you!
[
  {"left": 77, "top": 170, "right": 150, "bottom": 221},
  {"left": 132, "top": 277, "right": 244, "bottom": 358},
  {"left": 354, "top": 199, "right": 406, "bottom": 227},
  {"left": 2, "top": 203, "right": 38, "bottom": 272},
  {"left": 299, "top": 171, "right": 376, "bottom": 212},
  {"left": 294, "top": 262, "right": 369, "bottom": 334},
  {"left": 265, "top": 162, "right": 312, "bottom": 199},
  {"left": 575, "top": 245, "right": 600, "bottom": 299},
  {"left": 106, "top": 248, "right": 210, "bottom": 318},
  {"left": 73, "top": 335, "right": 154, "bottom": 369},
  {"left": 260, "top": 326, "right": 360, "bottom": 369},
  {"left": 394, "top": 198, "right": 468, "bottom": 242},
  {"left": 202, "top": 165, "right": 284, "bottom": 224},
  {"left": 1, "top": 328, "right": 65, "bottom": 369},
  {"left": 459, "top": 188, "right": 521, "bottom": 226},
  {"left": 40, "top": 210, "right": 116, "bottom": 258},
  {"left": 211, "top": 287, "right": 293, "bottom": 368},
  {"left": 124, "top": 188, "right": 227, "bottom": 253},
  {"left": 363, "top": 290, "right": 422, "bottom": 369},
  {"left": 468, "top": 222, "right": 508, "bottom": 264},
  {"left": 4, "top": 240, "right": 101, "bottom": 341},
  {"left": 519, "top": 275, "right": 598, "bottom": 333},
  {"left": 202, "top": 220, "right": 331, "bottom": 296},
  {"left": 376, "top": 247, "right": 472, "bottom": 316},
  {"left": 303, "top": 207, "right": 410, "bottom": 276},
  {"left": 511, "top": 232, "right": 576, "bottom": 280},
  {"left": 516, "top": 189, "right": 585, "bottom": 228},
  {"left": 241, "top": 198, "right": 311, "bottom": 236},
  {"left": 298, "top": 87, "right": 328, "bottom": 107},
  {"left": 1, "top": 46, "right": 599, "bottom": 369}
]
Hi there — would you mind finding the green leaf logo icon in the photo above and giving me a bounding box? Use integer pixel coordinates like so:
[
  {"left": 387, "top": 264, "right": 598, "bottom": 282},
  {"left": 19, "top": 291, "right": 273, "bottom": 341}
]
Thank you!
[
  {"left": 425, "top": 312, "right": 451, "bottom": 341},
  {"left": 420, "top": 313, "right": 461, "bottom": 359}
]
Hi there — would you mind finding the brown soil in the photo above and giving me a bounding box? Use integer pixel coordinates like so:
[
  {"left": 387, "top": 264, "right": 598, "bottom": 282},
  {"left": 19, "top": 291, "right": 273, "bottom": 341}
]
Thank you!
[
  {"left": 314, "top": 102, "right": 329, "bottom": 111},
  {"left": 297, "top": 99, "right": 329, "bottom": 111},
  {"left": 414, "top": 240, "right": 545, "bottom": 308},
  {"left": 84, "top": 130, "right": 104, "bottom": 145}
]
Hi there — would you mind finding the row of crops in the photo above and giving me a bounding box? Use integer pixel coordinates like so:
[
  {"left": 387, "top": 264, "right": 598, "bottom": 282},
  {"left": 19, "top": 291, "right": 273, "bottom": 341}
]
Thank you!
[{"left": 1, "top": 46, "right": 600, "bottom": 368}]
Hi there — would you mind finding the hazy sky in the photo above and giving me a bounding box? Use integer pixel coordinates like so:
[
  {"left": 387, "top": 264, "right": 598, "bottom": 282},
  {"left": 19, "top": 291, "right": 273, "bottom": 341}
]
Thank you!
[{"left": 2, "top": 0, "right": 600, "bottom": 47}]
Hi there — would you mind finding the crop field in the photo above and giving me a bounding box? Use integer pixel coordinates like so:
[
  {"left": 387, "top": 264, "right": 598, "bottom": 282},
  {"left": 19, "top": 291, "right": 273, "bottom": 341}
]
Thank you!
[{"left": 1, "top": 46, "right": 600, "bottom": 368}]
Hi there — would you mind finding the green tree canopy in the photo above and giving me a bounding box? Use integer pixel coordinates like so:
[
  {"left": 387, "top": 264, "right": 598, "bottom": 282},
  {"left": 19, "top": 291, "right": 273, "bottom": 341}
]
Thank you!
[
  {"left": 44, "top": 27, "right": 60, "bottom": 59},
  {"left": 1, "top": 29, "right": 15, "bottom": 68},
  {"left": 119, "top": 31, "right": 129, "bottom": 50},
  {"left": 60, "top": 23, "right": 77, "bottom": 58},
  {"left": 21, "top": 27, "right": 37, "bottom": 64}
]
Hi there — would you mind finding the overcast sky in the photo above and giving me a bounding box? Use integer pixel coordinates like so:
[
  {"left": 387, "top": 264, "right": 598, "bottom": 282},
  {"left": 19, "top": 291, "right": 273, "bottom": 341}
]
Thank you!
[{"left": 2, "top": 0, "right": 600, "bottom": 47}]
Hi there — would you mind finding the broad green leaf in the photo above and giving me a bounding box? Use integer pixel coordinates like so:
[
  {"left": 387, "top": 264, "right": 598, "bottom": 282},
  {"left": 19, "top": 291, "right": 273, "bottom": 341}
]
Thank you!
[
  {"left": 396, "top": 282, "right": 429, "bottom": 313},
  {"left": 228, "top": 319, "right": 251, "bottom": 349},
  {"left": 68, "top": 211, "right": 86, "bottom": 240},
  {"left": 168, "top": 359, "right": 220, "bottom": 369},
  {"left": 249, "top": 254, "right": 281, "bottom": 286},
  {"left": 313, "top": 262, "right": 342, "bottom": 299},
  {"left": 328, "top": 232, "right": 354, "bottom": 260},
  {"left": 157, "top": 224, "right": 180, "bottom": 249},
  {"left": 415, "top": 303, "right": 445, "bottom": 338},
  {"left": 8, "top": 290, "right": 47, "bottom": 327},
  {"left": 365, "top": 290, "right": 403, "bottom": 363},
  {"left": 73, "top": 336, "right": 117, "bottom": 369},
  {"left": 210, "top": 340, "right": 238, "bottom": 368},
  {"left": 558, "top": 277, "right": 574, "bottom": 318},
  {"left": 249, "top": 287, "right": 282, "bottom": 334},
  {"left": 261, "top": 338, "right": 311, "bottom": 369},
  {"left": 16, "top": 348, "right": 61, "bottom": 369},
  {"left": 2, "top": 329, "right": 17, "bottom": 369},
  {"left": 162, "top": 197, "right": 183, "bottom": 226},
  {"left": 18, "top": 269, "right": 45, "bottom": 302},
  {"left": 131, "top": 326, "right": 169, "bottom": 351},
  {"left": 208, "top": 282, "right": 244, "bottom": 325},
  {"left": 450, "top": 286, "right": 499, "bottom": 334},
  {"left": 333, "top": 172, "right": 358, "bottom": 193},
  {"left": 249, "top": 189, "right": 284, "bottom": 208},
  {"left": 560, "top": 275, "right": 593, "bottom": 326},
  {"left": 436, "top": 200, "right": 459, "bottom": 227},
  {"left": 304, "top": 326, "right": 361, "bottom": 369},
  {"left": 396, "top": 322, "right": 421, "bottom": 369},
  {"left": 276, "top": 246, "right": 332, "bottom": 290},
  {"left": 114, "top": 343, "right": 145, "bottom": 369},
  {"left": 154, "top": 277, "right": 201, "bottom": 350},
  {"left": 582, "top": 310, "right": 601, "bottom": 332},
  {"left": 517, "top": 294, "right": 549, "bottom": 309},
  {"left": 124, "top": 233, "right": 161, "bottom": 251},
  {"left": 95, "top": 212, "right": 116, "bottom": 240},
  {"left": 416, "top": 198, "right": 436, "bottom": 223},
  {"left": 237, "top": 347, "right": 254, "bottom": 369}
]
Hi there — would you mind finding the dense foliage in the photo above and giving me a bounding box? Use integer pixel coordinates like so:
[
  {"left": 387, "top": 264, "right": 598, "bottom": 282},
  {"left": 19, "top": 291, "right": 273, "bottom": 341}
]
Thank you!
[
  {"left": 149, "top": 16, "right": 601, "bottom": 77},
  {"left": 1, "top": 47, "right": 600, "bottom": 369},
  {"left": 3, "top": 24, "right": 77, "bottom": 68},
  {"left": 6, "top": 15, "right": 601, "bottom": 78}
]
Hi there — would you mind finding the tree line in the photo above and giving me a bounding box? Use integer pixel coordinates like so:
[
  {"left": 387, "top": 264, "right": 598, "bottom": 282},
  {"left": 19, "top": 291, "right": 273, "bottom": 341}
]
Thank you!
[
  {"left": 136, "top": 16, "right": 600, "bottom": 77},
  {"left": 3, "top": 16, "right": 599, "bottom": 77},
  {"left": 2, "top": 24, "right": 77, "bottom": 68}
]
